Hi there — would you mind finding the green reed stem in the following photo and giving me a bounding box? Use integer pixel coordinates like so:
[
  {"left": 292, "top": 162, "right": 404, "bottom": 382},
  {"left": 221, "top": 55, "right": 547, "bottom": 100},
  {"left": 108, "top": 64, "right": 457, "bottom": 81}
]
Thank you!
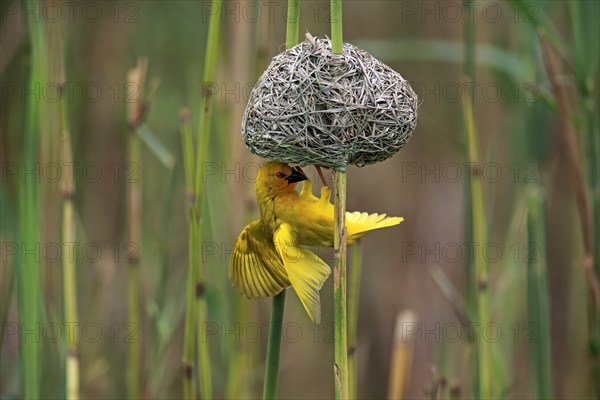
[
  {"left": 540, "top": 30, "right": 600, "bottom": 398},
  {"left": 333, "top": 171, "right": 349, "bottom": 400},
  {"left": 18, "top": 3, "right": 46, "bottom": 397},
  {"left": 582, "top": 94, "right": 600, "bottom": 400},
  {"left": 263, "top": 292, "right": 286, "bottom": 400},
  {"left": 463, "top": 179, "right": 475, "bottom": 319},
  {"left": 125, "top": 58, "right": 151, "bottom": 400},
  {"left": 463, "top": 0, "right": 476, "bottom": 103},
  {"left": 127, "top": 118, "right": 142, "bottom": 400},
  {"left": 462, "top": 1, "right": 491, "bottom": 397},
  {"left": 181, "top": 107, "right": 197, "bottom": 399},
  {"left": 330, "top": 0, "right": 343, "bottom": 53},
  {"left": 261, "top": 2, "right": 299, "bottom": 399},
  {"left": 526, "top": 188, "right": 553, "bottom": 400},
  {"left": 347, "top": 241, "right": 362, "bottom": 400},
  {"left": 182, "top": 1, "right": 222, "bottom": 397},
  {"left": 181, "top": 110, "right": 195, "bottom": 196},
  {"left": 0, "top": 232, "right": 14, "bottom": 359},
  {"left": 59, "top": 65, "right": 80, "bottom": 400},
  {"left": 330, "top": 1, "right": 348, "bottom": 398},
  {"left": 193, "top": 0, "right": 221, "bottom": 201},
  {"left": 569, "top": 3, "right": 600, "bottom": 395},
  {"left": 462, "top": 0, "right": 475, "bottom": 330},
  {"left": 463, "top": 96, "right": 492, "bottom": 400},
  {"left": 589, "top": 138, "right": 600, "bottom": 398},
  {"left": 285, "top": 0, "right": 299, "bottom": 49}
]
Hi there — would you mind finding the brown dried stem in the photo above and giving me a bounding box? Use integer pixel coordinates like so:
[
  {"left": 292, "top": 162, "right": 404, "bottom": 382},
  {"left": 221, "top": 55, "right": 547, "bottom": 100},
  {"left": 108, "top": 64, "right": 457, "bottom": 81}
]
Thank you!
[
  {"left": 315, "top": 166, "right": 329, "bottom": 189},
  {"left": 539, "top": 32, "right": 600, "bottom": 311},
  {"left": 125, "top": 58, "right": 147, "bottom": 400}
]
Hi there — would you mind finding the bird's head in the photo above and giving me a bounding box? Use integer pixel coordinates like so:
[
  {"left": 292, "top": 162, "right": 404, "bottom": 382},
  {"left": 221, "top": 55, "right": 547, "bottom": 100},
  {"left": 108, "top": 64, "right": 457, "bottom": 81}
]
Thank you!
[{"left": 256, "top": 161, "right": 307, "bottom": 197}]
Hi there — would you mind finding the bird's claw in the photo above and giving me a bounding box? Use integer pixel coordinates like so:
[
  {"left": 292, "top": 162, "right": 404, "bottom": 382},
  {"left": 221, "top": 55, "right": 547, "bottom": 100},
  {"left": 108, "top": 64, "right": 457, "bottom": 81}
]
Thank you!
[
  {"left": 300, "top": 179, "right": 318, "bottom": 200},
  {"left": 319, "top": 187, "right": 332, "bottom": 204}
]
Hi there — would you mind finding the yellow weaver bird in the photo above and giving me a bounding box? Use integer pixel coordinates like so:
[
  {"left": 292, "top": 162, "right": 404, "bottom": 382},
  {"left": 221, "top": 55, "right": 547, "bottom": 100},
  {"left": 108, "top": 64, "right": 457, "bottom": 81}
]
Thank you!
[{"left": 229, "top": 161, "right": 403, "bottom": 323}]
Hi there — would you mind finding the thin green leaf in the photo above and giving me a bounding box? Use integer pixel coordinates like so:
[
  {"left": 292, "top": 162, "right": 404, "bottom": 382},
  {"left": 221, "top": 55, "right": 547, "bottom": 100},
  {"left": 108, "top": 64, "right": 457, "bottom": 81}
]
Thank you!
[
  {"left": 569, "top": 1, "right": 599, "bottom": 95},
  {"left": 354, "top": 38, "right": 534, "bottom": 82},
  {"left": 429, "top": 265, "right": 468, "bottom": 324},
  {"left": 526, "top": 187, "right": 553, "bottom": 400},
  {"left": 504, "top": 0, "right": 567, "bottom": 58},
  {"left": 136, "top": 123, "right": 176, "bottom": 169}
]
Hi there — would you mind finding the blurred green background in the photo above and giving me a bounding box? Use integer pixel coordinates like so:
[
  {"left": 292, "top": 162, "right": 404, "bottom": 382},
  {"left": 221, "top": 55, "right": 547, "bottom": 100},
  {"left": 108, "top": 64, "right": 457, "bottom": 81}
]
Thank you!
[{"left": 1, "top": 0, "right": 599, "bottom": 399}]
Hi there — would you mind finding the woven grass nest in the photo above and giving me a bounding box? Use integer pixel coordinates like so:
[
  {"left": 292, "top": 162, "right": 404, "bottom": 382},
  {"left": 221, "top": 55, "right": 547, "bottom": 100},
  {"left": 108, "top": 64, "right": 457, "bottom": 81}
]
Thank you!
[{"left": 242, "top": 34, "right": 418, "bottom": 170}]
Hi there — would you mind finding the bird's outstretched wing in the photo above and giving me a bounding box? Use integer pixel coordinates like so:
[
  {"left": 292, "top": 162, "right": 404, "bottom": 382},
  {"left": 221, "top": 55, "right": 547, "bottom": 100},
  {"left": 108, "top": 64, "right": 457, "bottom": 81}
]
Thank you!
[
  {"left": 230, "top": 221, "right": 290, "bottom": 299},
  {"left": 273, "top": 223, "right": 331, "bottom": 324}
]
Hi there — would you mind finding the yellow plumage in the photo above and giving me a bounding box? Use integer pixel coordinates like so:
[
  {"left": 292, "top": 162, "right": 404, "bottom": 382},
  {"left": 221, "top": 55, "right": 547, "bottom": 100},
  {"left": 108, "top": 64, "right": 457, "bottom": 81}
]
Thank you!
[{"left": 229, "top": 161, "right": 403, "bottom": 323}]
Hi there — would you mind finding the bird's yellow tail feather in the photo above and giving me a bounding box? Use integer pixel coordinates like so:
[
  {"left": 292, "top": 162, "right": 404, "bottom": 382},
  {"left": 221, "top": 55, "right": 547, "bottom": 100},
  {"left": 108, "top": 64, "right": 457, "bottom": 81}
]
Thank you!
[{"left": 346, "top": 211, "right": 404, "bottom": 239}]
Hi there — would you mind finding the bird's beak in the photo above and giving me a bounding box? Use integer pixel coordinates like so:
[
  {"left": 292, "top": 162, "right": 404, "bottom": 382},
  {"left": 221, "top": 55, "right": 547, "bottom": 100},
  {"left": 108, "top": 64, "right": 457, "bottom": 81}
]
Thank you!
[{"left": 285, "top": 169, "right": 307, "bottom": 184}]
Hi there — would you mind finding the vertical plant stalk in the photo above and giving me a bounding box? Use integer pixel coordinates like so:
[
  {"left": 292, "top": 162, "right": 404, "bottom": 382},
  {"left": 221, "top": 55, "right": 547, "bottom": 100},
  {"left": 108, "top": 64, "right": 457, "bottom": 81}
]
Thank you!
[
  {"left": 589, "top": 141, "right": 600, "bottom": 399},
  {"left": 330, "top": 1, "right": 348, "bottom": 398},
  {"left": 227, "top": 11, "right": 261, "bottom": 398},
  {"left": 539, "top": 34, "right": 600, "bottom": 309},
  {"left": 526, "top": 189, "right": 553, "bottom": 399},
  {"left": 0, "top": 234, "right": 15, "bottom": 353},
  {"left": 333, "top": 172, "right": 349, "bottom": 400},
  {"left": 462, "top": 1, "right": 488, "bottom": 397},
  {"left": 463, "top": 0, "right": 476, "bottom": 103},
  {"left": 126, "top": 60, "right": 147, "bottom": 400},
  {"left": 462, "top": 0, "right": 476, "bottom": 324},
  {"left": 387, "top": 310, "right": 418, "bottom": 399},
  {"left": 330, "top": 0, "right": 343, "bottom": 54},
  {"left": 18, "top": 2, "right": 46, "bottom": 397},
  {"left": 261, "top": 2, "right": 299, "bottom": 398},
  {"left": 186, "top": 1, "right": 222, "bottom": 397},
  {"left": 285, "top": 0, "right": 299, "bottom": 48},
  {"left": 58, "top": 59, "right": 80, "bottom": 399},
  {"left": 127, "top": 136, "right": 142, "bottom": 400},
  {"left": 461, "top": 6, "right": 477, "bottom": 397},
  {"left": 347, "top": 242, "right": 362, "bottom": 399},
  {"left": 263, "top": 292, "right": 286, "bottom": 400},
  {"left": 180, "top": 109, "right": 197, "bottom": 400},
  {"left": 462, "top": 96, "right": 492, "bottom": 400},
  {"left": 570, "top": 2, "right": 600, "bottom": 395},
  {"left": 539, "top": 31, "right": 600, "bottom": 398}
]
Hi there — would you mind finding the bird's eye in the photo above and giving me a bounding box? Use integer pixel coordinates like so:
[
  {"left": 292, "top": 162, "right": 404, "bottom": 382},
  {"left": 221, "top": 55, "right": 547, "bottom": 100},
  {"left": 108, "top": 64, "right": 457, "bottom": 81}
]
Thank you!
[{"left": 276, "top": 172, "right": 285, "bottom": 179}]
